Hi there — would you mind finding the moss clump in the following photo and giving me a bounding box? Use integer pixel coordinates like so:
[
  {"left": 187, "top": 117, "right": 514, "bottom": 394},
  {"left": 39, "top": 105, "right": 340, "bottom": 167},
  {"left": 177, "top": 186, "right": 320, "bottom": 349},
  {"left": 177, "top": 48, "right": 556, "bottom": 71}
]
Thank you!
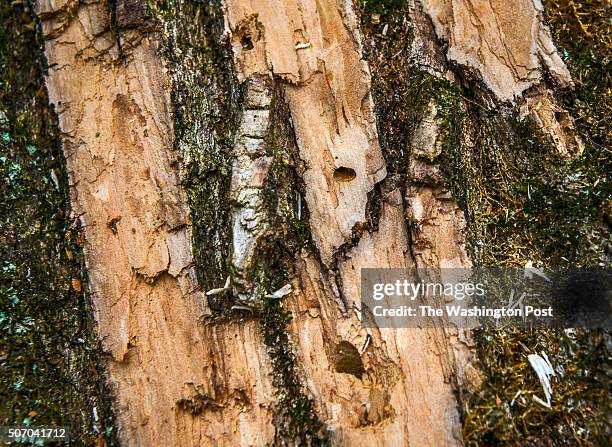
[
  {"left": 545, "top": 0, "right": 610, "bottom": 148},
  {"left": 455, "top": 2, "right": 611, "bottom": 445},
  {"left": 442, "top": 110, "right": 610, "bottom": 268},
  {"left": 361, "top": 0, "right": 407, "bottom": 22},
  {"left": 255, "top": 250, "right": 327, "bottom": 446},
  {"left": 359, "top": 0, "right": 415, "bottom": 178},
  {"left": 0, "top": 2, "right": 116, "bottom": 444},
  {"left": 435, "top": 0, "right": 611, "bottom": 269},
  {"left": 359, "top": 0, "right": 463, "bottom": 185},
  {"left": 463, "top": 328, "right": 610, "bottom": 445}
]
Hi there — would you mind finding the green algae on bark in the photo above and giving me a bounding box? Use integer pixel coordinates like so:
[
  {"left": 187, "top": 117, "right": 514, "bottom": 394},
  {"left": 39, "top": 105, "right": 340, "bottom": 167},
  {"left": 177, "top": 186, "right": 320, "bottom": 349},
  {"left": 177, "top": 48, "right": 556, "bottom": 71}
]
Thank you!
[
  {"left": 0, "top": 1, "right": 116, "bottom": 444},
  {"left": 148, "top": 0, "right": 238, "bottom": 301}
]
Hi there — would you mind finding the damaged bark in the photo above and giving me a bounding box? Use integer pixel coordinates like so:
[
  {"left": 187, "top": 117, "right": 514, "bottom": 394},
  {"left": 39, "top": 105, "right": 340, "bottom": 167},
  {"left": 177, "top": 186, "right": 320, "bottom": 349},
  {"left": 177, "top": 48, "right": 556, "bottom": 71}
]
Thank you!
[
  {"left": 221, "top": 0, "right": 480, "bottom": 444},
  {"left": 29, "top": 0, "right": 592, "bottom": 445},
  {"left": 35, "top": 1, "right": 275, "bottom": 445}
]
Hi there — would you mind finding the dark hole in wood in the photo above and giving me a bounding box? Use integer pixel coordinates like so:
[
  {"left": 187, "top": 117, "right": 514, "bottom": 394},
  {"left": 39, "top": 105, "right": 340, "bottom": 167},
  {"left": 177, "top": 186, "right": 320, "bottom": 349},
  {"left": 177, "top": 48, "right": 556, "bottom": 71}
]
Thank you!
[
  {"left": 241, "top": 35, "right": 254, "bottom": 50},
  {"left": 333, "top": 166, "right": 356, "bottom": 182},
  {"left": 332, "top": 341, "right": 364, "bottom": 379}
]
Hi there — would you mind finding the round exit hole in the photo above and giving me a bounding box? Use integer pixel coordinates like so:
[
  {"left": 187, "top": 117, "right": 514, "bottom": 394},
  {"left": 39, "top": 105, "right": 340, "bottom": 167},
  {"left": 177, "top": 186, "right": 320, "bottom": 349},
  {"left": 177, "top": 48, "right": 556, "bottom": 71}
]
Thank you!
[{"left": 333, "top": 166, "right": 356, "bottom": 182}]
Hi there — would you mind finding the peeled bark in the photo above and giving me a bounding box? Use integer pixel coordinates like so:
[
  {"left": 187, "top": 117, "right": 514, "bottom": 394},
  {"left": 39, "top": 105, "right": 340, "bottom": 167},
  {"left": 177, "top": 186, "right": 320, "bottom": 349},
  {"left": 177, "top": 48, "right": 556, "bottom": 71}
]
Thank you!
[
  {"left": 36, "top": 1, "right": 275, "bottom": 445},
  {"left": 33, "top": 0, "right": 583, "bottom": 445}
]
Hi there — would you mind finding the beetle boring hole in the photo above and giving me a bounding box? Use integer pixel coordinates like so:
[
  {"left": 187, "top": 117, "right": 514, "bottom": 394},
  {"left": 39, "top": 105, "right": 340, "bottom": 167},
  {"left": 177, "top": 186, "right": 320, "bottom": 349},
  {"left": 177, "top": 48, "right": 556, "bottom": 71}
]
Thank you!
[
  {"left": 333, "top": 166, "right": 356, "bottom": 182},
  {"left": 241, "top": 35, "right": 254, "bottom": 50},
  {"left": 332, "top": 341, "right": 365, "bottom": 379}
]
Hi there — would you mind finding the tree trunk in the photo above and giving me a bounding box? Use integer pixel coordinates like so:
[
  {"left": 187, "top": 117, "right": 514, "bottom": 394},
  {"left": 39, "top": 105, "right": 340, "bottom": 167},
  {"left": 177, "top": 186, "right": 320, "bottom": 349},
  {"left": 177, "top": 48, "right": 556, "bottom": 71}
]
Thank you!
[{"left": 29, "top": 0, "right": 591, "bottom": 445}]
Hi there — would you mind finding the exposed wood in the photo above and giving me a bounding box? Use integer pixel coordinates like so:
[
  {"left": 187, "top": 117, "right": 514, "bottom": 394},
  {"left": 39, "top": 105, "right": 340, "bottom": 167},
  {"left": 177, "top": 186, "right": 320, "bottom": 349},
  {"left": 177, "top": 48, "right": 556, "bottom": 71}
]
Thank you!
[
  {"left": 421, "top": 0, "right": 572, "bottom": 101},
  {"left": 224, "top": 0, "right": 386, "bottom": 266},
  {"left": 36, "top": 1, "right": 276, "bottom": 445},
  {"left": 223, "top": 0, "right": 475, "bottom": 444},
  {"left": 420, "top": 0, "right": 583, "bottom": 155}
]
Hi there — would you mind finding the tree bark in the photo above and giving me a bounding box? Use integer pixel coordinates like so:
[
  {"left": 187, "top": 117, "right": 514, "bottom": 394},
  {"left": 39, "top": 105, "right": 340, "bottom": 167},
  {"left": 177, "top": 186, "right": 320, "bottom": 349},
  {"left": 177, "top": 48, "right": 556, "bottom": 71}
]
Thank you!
[{"left": 32, "top": 0, "right": 583, "bottom": 445}]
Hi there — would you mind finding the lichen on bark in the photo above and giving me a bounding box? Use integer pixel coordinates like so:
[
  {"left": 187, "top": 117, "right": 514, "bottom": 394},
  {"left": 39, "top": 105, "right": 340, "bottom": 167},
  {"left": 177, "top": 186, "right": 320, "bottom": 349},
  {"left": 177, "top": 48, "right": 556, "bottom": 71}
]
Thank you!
[{"left": 0, "top": 1, "right": 116, "bottom": 444}]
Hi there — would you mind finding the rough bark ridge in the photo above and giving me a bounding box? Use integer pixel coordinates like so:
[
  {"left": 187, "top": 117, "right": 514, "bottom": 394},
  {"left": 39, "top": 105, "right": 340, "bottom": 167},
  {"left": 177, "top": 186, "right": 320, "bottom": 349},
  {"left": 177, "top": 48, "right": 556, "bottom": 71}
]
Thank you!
[
  {"left": 36, "top": 0, "right": 275, "bottom": 445},
  {"left": 225, "top": 0, "right": 387, "bottom": 266},
  {"left": 421, "top": 0, "right": 572, "bottom": 101}
]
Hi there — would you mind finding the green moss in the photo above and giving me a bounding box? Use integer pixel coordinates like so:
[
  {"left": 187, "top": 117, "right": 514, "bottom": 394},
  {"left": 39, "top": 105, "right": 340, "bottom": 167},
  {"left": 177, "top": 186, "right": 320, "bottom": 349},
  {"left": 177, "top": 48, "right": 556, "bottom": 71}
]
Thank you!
[
  {"left": 360, "top": 0, "right": 407, "bottom": 21},
  {"left": 264, "top": 91, "right": 314, "bottom": 256},
  {"left": 427, "top": 0, "right": 612, "bottom": 270},
  {"left": 455, "top": 1, "right": 611, "bottom": 444},
  {"left": 439, "top": 107, "right": 609, "bottom": 269},
  {"left": 358, "top": 0, "right": 414, "bottom": 178},
  {"left": 545, "top": 0, "right": 610, "bottom": 148},
  {"left": 463, "top": 328, "right": 610, "bottom": 445},
  {"left": 0, "top": 2, "right": 116, "bottom": 444},
  {"left": 260, "top": 298, "right": 328, "bottom": 446}
]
